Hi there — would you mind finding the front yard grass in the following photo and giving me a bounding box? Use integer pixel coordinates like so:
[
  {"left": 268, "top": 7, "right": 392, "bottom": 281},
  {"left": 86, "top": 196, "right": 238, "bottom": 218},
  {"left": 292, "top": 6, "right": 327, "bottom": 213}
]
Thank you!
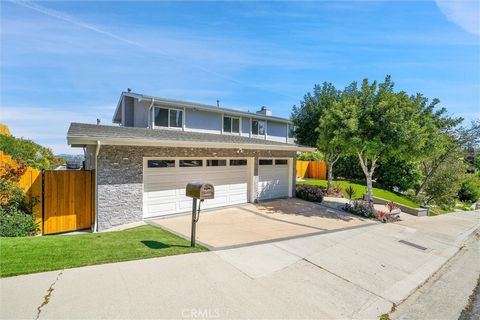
[
  {"left": 0, "top": 225, "right": 207, "bottom": 277},
  {"left": 298, "top": 179, "right": 420, "bottom": 208}
]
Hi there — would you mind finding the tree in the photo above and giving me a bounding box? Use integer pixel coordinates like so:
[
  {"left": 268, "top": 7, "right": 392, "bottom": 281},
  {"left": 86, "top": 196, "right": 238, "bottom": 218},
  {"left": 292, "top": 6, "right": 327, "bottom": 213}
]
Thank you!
[
  {"left": 375, "top": 157, "right": 422, "bottom": 192},
  {"left": 0, "top": 135, "right": 62, "bottom": 170},
  {"left": 416, "top": 120, "right": 478, "bottom": 196},
  {"left": 336, "top": 76, "right": 429, "bottom": 202},
  {"left": 316, "top": 86, "right": 353, "bottom": 189},
  {"left": 292, "top": 83, "right": 346, "bottom": 189},
  {"left": 423, "top": 148, "right": 467, "bottom": 206}
]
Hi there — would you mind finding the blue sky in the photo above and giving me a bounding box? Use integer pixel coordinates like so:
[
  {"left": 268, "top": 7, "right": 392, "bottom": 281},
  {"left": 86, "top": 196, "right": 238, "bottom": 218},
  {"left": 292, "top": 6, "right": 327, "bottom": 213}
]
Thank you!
[{"left": 1, "top": 0, "right": 479, "bottom": 154}]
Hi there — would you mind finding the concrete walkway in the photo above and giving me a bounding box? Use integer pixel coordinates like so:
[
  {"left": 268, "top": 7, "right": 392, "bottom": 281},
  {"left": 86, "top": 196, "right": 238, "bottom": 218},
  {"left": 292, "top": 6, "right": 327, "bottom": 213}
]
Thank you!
[{"left": 1, "top": 210, "right": 478, "bottom": 319}]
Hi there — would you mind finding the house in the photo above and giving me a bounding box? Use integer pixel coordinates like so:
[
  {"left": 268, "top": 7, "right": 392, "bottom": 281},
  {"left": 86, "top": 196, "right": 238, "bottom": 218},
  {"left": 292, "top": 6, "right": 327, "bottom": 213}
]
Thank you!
[{"left": 67, "top": 92, "right": 314, "bottom": 231}]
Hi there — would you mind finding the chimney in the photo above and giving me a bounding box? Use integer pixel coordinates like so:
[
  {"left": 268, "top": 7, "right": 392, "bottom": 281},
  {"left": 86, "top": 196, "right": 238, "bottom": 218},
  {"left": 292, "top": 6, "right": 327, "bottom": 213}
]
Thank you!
[{"left": 256, "top": 106, "right": 272, "bottom": 116}]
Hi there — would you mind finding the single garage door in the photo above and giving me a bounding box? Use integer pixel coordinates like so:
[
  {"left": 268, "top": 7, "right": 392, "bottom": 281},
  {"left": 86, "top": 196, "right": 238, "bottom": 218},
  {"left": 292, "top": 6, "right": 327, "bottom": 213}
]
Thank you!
[
  {"left": 257, "top": 158, "right": 291, "bottom": 201},
  {"left": 143, "top": 158, "right": 250, "bottom": 219}
]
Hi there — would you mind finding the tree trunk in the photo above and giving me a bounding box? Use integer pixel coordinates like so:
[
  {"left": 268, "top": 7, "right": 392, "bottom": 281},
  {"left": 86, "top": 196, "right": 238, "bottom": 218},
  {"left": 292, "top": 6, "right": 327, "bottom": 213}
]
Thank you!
[
  {"left": 357, "top": 151, "right": 377, "bottom": 204},
  {"left": 327, "top": 162, "right": 334, "bottom": 190},
  {"left": 366, "top": 173, "right": 373, "bottom": 204},
  {"left": 325, "top": 154, "right": 340, "bottom": 191}
]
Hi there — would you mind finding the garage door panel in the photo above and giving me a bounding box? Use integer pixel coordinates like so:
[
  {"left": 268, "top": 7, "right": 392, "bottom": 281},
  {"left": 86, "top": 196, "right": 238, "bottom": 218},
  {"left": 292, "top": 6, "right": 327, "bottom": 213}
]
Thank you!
[
  {"left": 258, "top": 160, "right": 290, "bottom": 201},
  {"left": 229, "top": 193, "right": 248, "bottom": 203},
  {"left": 143, "top": 158, "right": 249, "bottom": 219},
  {"left": 148, "top": 202, "right": 177, "bottom": 216}
]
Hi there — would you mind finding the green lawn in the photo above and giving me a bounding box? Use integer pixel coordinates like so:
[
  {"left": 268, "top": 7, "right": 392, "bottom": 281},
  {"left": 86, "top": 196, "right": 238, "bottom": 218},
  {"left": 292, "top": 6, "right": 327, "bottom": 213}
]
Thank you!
[
  {"left": 0, "top": 225, "right": 207, "bottom": 277},
  {"left": 298, "top": 179, "right": 420, "bottom": 208}
]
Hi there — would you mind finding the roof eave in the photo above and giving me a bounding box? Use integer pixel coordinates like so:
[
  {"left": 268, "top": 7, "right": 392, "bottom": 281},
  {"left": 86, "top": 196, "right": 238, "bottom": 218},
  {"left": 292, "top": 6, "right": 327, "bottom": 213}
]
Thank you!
[{"left": 67, "top": 136, "right": 315, "bottom": 152}]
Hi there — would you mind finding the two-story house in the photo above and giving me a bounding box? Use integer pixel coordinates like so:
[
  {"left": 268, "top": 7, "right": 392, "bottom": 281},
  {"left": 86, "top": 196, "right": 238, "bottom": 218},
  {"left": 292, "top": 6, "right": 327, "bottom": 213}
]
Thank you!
[{"left": 67, "top": 91, "right": 314, "bottom": 231}]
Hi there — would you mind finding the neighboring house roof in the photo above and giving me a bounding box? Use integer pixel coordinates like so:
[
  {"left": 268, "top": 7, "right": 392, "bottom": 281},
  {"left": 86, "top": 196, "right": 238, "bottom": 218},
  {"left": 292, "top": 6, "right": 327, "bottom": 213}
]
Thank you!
[
  {"left": 67, "top": 123, "right": 314, "bottom": 152},
  {"left": 113, "top": 92, "right": 293, "bottom": 125}
]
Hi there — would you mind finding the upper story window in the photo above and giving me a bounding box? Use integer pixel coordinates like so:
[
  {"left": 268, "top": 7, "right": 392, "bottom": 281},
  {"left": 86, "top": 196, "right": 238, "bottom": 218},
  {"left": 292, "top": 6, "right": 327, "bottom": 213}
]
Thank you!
[
  {"left": 252, "top": 119, "right": 266, "bottom": 135},
  {"left": 154, "top": 107, "right": 183, "bottom": 128},
  {"left": 288, "top": 124, "right": 295, "bottom": 138},
  {"left": 223, "top": 116, "right": 240, "bottom": 134}
]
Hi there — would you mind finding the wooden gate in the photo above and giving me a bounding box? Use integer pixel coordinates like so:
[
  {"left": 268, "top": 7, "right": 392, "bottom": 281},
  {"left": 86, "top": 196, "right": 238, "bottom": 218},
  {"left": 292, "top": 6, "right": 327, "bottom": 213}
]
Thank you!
[{"left": 43, "top": 170, "right": 95, "bottom": 235}]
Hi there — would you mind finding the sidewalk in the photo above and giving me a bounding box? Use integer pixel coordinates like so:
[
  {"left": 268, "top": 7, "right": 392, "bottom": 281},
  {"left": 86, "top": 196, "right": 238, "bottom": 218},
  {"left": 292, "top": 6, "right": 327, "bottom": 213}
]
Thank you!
[{"left": 1, "top": 210, "right": 478, "bottom": 319}]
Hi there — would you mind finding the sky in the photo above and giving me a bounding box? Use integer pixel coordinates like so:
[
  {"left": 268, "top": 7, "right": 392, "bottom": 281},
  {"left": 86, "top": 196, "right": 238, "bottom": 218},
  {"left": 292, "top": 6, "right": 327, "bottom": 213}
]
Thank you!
[{"left": 1, "top": 0, "right": 479, "bottom": 154}]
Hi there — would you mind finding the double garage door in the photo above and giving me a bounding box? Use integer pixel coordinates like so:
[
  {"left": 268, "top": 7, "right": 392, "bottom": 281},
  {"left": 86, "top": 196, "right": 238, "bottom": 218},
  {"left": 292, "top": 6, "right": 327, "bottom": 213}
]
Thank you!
[{"left": 143, "top": 157, "right": 290, "bottom": 219}]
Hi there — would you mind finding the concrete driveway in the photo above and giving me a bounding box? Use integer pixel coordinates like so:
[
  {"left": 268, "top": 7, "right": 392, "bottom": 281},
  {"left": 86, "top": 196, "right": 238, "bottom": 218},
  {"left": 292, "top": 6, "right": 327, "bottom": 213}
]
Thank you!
[{"left": 149, "top": 198, "right": 374, "bottom": 249}]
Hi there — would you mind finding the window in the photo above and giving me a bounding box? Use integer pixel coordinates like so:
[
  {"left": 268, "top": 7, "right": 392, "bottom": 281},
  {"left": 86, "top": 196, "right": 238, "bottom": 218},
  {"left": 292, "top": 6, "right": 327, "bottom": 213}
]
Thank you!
[
  {"left": 154, "top": 107, "right": 183, "bottom": 128},
  {"left": 288, "top": 125, "right": 295, "bottom": 138},
  {"left": 147, "top": 160, "right": 175, "bottom": 168},
  {"left": 259, "top": 159, "right": 273, "bottom": 165},
  {"left": 207, "top": 159, "right": 227, "bottom": 166},
  {"left": 179, "top": 159, "right": 203, "bottom": 167},
  {"left": 154, "top": 108, "right": 168, "bottom": 127},
  {"left": 230, "top": 159, "right": 247, "bottom": 166},
  {"left": 252, "top": 119, "right": 266, "bottom": 135},
  {"left": 223, "top": 116, "right": 240, "bottom": 133},
  {"left": 170, "top": 109, "right": 183, "bottom": 128},
  {"left": 275, "top": 159, "right": 288, "bottom": 165}
]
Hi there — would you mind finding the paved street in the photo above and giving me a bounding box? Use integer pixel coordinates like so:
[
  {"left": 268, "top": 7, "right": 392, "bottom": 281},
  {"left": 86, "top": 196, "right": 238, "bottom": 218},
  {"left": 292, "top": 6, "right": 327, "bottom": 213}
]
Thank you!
[{"left": 1, "top": 210, "right": 479, "bottom": 319}]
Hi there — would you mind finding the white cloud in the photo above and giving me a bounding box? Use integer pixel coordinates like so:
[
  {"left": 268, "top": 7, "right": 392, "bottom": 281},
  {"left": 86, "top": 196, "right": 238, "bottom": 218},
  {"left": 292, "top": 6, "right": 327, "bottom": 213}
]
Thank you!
[{"left": 435, "top": 0, "right": 480, "bottom": 35}]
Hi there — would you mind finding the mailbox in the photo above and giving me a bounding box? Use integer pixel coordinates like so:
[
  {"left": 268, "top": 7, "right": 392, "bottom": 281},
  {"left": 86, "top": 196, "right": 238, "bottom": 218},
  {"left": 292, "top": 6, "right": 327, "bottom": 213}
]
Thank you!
[
  {"left": 186, "top": 182, "right": 215, "bottom": 200},
  {"left": 186, "top": 182, "right": 215, "bottom": 247}
]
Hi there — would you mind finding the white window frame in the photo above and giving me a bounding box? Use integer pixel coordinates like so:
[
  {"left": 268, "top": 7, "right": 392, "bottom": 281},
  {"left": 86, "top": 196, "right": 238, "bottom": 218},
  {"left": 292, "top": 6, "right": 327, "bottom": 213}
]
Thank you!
[
  {"left": 152, "top": 106, "right": 184, "bottom": 130},
  {"left": 251, "top": 118, "right": 266, "bottom": 138},
  {"left": 223, "top": 115, "right": 241, "bottom": 135}
]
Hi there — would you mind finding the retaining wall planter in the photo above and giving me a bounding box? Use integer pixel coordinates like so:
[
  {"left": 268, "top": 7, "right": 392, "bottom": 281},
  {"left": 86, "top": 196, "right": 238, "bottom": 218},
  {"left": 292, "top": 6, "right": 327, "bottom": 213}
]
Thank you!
[{"left": 371, "top": 196, "right": 428, "bottom": 217}]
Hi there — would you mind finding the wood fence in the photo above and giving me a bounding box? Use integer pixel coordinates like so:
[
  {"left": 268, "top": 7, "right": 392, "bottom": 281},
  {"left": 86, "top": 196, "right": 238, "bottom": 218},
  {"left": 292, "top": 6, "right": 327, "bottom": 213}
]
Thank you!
[
  {"left": 43, "top": 170, "right": 95, "bottom": 235},
  {"left": 296, "top": 160, "right": 327, "bottom": 180},
  {"left": 1, "top": 151, "right": 95, "bottom": 235}
]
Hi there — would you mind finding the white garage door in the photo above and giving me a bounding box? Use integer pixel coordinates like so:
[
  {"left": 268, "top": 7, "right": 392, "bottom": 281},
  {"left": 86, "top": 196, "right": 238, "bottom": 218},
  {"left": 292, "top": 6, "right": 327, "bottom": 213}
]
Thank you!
[
  {"left": 257, "top": 159, "right": 291, "bottom": 201},
  {"left": 143, "top": 158, "right": 250, "bottom": 219}
]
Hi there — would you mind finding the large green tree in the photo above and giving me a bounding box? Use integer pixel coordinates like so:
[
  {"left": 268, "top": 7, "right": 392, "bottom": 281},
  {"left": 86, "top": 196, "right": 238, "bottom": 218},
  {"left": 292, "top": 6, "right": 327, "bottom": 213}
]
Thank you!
[
  {"left": 335, "top": 76, "right": 429, "bottom": 202},
  {"left": 292, "top": 83, "right": 346, "bottom": 189}
]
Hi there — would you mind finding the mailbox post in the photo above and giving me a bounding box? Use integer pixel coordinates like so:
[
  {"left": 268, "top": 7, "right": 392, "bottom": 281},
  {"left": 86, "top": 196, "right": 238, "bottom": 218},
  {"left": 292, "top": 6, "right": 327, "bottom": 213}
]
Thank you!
[{"left": 186, "top": 182, "right": 215, "bottom": 247}]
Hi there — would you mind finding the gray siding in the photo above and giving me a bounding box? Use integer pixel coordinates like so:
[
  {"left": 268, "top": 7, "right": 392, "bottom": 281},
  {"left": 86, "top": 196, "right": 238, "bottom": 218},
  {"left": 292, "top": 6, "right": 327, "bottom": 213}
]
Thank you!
[
  {"left": 185, "top": 109, "right": 221, "bottom": 133},
  {"left": 123, "top": 96, "right": 134, "bottom": 127},
  {"left": 96, "top": 145, "right": 295, "bottom": 231},
  {"left": 267, "top": 121, "right": 287, "bottom": 143},
  {"left": 134, "top": 100, "right": 150, "bottom": 128},
  {"left": 118, "top": 96, "right": 292, "bottom": 143}
]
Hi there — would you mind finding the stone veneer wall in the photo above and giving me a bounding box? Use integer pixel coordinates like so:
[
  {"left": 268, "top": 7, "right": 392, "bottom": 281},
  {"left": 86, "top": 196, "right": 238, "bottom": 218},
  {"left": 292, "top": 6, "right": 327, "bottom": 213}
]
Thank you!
[{"left": 97, "top": 145, "right": 296, "bottom": 231}]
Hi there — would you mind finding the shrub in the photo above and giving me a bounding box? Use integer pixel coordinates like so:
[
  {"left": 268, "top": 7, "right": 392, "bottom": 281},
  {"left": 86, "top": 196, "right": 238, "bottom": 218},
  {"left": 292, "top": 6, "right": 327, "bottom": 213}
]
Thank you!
[
  {"left": 0, "top": 207, "right": 38, "bottom": 237},
  {"left": 0, "top": 164, "right": 38, "bottom": 236},
  {"left": 343, "top": 201, "right": 377, "bottom": 218},
  {"left": 345, "top": 185, "right": 356, "bottom": 200},
  {"left": 386, "top": 201, "right": 399, "bottom": 213},
  {"left": 458, "top": 176, "right": 480, "bottom": 203},
  {"left": 296, "top": 184, "right": 324, "bottom": 202},
  {"left": 297, "top": 151, "right": 324, "bottom": 162},
  {"left": 323, "top": 184, "right": 343, "bottom": 198},
  {"left": 343, "top": 200, "right": 400, "bottom": 223}
]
